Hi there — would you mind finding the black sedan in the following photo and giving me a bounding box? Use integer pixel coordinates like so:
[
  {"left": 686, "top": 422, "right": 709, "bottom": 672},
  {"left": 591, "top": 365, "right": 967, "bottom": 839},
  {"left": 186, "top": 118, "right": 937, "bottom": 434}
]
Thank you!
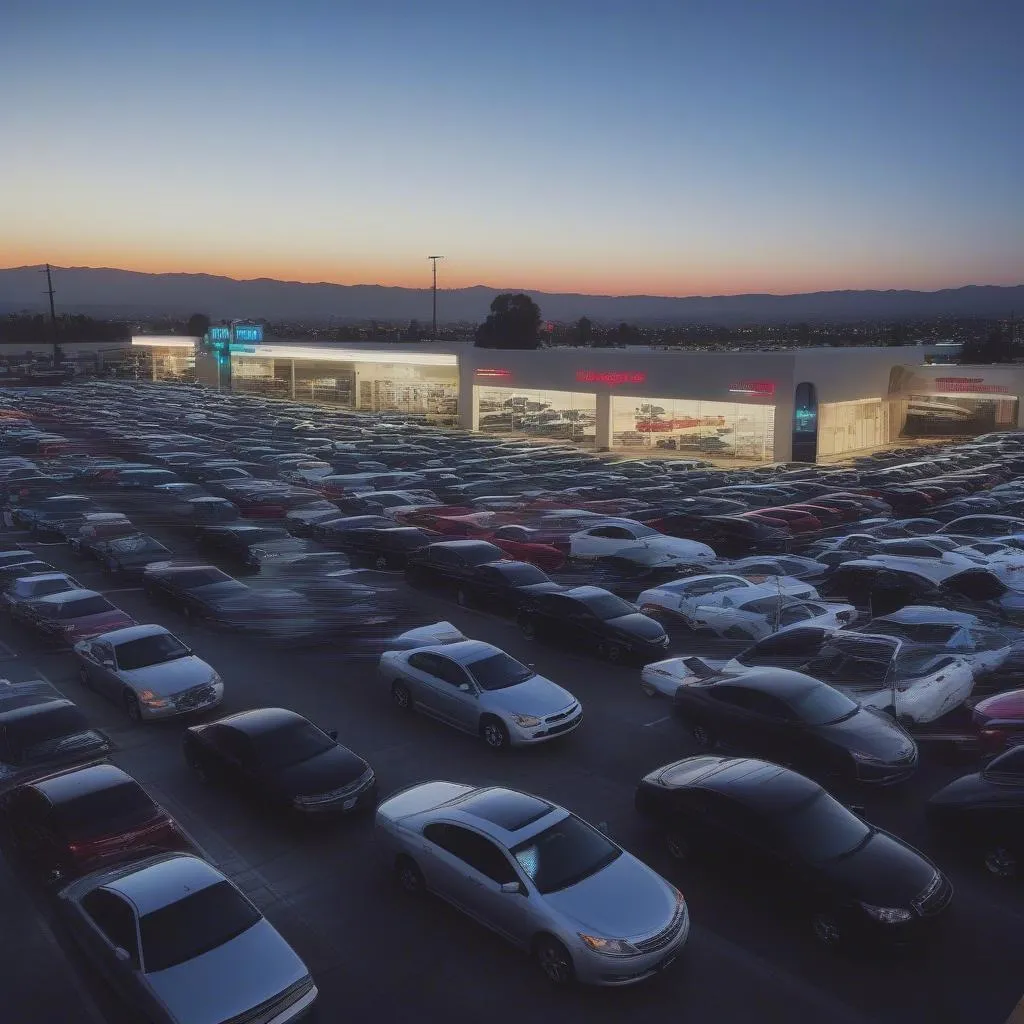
[
  {"left": 517, "top": 585, "right": 669, "bottom": 663},
  {"left": 669, "top": 667, "right": 918, "bottom": 784},
  {"left": 142, "top": 562, "right": 249, "bottom": 621},
  {"left": 196, "top": 523, "right": 291, "bottom": 563},
  {"left": 182, "top": 707, "right": 376, "bottom": 815},
  {"left": 311, "top": 514, "right": 395, "bottom": 544},
  {"left": 405, "top": 539, "right": 508, "bottom": 590},
  {"left": 94, "top": 534, "right": 173, "bottom": 579},
  {"left": 635, "top": 756, "right": 951, "bottom": 949},
  {"left": 334, "top": 526, "right": 435, "bottom": 570},
  {"left": 457, "top": 560, "right": 563, "bottom": 613},
  {"left": 926, "top": 745, "right": 1024, "bottom": 879}
]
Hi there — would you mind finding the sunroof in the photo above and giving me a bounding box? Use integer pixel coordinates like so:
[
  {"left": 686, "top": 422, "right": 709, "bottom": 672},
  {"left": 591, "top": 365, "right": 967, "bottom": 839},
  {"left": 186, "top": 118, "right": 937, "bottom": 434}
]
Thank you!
[{"left": 460, "top": 789, "right": 553, "bottom": 831}]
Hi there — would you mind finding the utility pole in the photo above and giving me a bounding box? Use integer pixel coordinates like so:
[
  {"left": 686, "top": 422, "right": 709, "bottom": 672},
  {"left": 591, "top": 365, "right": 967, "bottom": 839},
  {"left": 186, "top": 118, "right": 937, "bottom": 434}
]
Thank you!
[
  {"left": 427, "top": 256, "right": 445, "bottom": 339},
  {"left": 42, "top": 263, "right": 59, "bottom": 364}
]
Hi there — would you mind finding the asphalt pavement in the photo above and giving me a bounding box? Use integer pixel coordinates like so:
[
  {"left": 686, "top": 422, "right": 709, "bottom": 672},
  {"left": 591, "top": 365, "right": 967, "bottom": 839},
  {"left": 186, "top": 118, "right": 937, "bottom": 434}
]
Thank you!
[{"left": 0, "top": 526, "right": 1022, "bottom": 1024}]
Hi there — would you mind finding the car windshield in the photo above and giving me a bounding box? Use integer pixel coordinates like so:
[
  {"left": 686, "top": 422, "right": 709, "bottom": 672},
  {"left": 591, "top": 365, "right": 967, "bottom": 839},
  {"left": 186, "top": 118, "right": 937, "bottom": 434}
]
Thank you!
[
  {"left": 251, "top": 721, "right": 333, "bottom": 768},
  {"left": 579, "top": 593, "right": 636, "bottom": 619},
  {"left": 466, "top": 652, "right": 534, "bottom": 690},
  {"left": 172, "top": 568, "right": 233, "bottom": 589},
  {"left": 787, "top": 684, "right": 859, "bottom": 725},
  {"left": 512, "top": 813, "right": 621, "bottom": 894},
  {"left": 865, "top": 622, "right": 958, "bottom": 644},
  {"left": 115, "top": 633, "right": 190, "bottom": 670},
  {"left": 54, "top": 781, "right": 156, "bottom": 838},
  {"left": 774, "top": 790, "right": 872, "bottom": 863},
  {"left": 55, "top": 596, "right": 112, "bottom": 618},
  {"left": 9, "top": 706, "right": 91, "bottom": 761},
  {"left": 495, "top": 564, "right": 548, "bottom": 586},
  {"left": 139, "top": 880, "right": 261, "bottom": 972}
]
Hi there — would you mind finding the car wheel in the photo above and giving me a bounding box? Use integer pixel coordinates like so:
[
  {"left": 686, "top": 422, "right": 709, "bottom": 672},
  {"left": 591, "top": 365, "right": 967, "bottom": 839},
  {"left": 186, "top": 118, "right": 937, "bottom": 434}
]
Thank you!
[
  {"left": 77, "top": 666, "right": 92, "bottom": 689},
  {"left": 598, "top": 641, "right": 625, "bottom": 664},
  {"left": 811, "top": 911, "right": 843, "bottom": 949},
  {"left": 665, "top": 831, "right": 690, "bottom": 862},
  {"left": 481, "top": 716, "right": 509, "bottom": 751},
  {"left": 188, "top": 754, "right": 210, "bottom": 784},
  {"left": 641, "top": 682, "right": 658, "bottom": 697},
  {"left": 394, "top": 855, "right": 425, "bottom": 894},
  {"left": 456, "top": 587, "right": 471, "bottom": 608},
  {"left": 691, "top": 722, "right": 715, "bottom": 748},
  {"left": 533, "top": 935, "right": 575, "bottom": 986},
  {"left": 374, "top": 555, "right": 388, "bottom": 571},
  {"left": 391, "top": 681, "right": 412, "bottom": 711},
  {"left": 984, "top": 846, "right": 1017, "bottom": 879},
  {"left": 519, "top": 618, "right": 537, "bottom": 639},
  {"left": 124, "top": 693, "right": 142, "bottom": 722},
  {"left": 180, "top": 603, "right": 192, "bottom": 621}
]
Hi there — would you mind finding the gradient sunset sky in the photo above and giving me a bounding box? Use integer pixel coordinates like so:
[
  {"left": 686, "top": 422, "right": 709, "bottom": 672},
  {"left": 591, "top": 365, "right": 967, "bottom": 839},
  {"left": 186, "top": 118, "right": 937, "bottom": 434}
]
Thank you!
[{"left": 3, "top": 0, "right": 1022, "bottom": 297}]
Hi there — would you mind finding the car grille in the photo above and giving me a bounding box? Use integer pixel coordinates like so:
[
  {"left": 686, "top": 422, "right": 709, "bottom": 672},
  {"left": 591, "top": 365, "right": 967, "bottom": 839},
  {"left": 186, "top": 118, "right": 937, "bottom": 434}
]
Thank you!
[
  {"left": 912, "top": 872, "right": 952, "bottom": 917},
  {"left": 219, "top": 975, "right": 314, "bottom": 1024},
  {"left": 633, "top": 903, "right": 686, "bottom": 955},
  {"left": 174, "top": 684, "right": 216, "bottom": 710},
  {"left": 544, "top": 704, "right": 579, "bottom": 725},
  {"left": 303, "top": 769, "right": 375, "bottom": 804}
]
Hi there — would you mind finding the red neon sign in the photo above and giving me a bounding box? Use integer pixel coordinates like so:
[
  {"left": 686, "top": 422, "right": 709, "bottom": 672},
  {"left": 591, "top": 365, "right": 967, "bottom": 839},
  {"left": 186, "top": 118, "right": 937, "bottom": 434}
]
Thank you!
[
  {"left": 729, "top": 380, "right": 776, "bottom": 397},
  {"left": 575, "top": 370, "right": 646, "bottom": 386},
  {"left": 475, "top": 368, "right": 512, "bottom": 378},
  {"left": 933, "top": 377, "right": 1008, "bottom": 394}
]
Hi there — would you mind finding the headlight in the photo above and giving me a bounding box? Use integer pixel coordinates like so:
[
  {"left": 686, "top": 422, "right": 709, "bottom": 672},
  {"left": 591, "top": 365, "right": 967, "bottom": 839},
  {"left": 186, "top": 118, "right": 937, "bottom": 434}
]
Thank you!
[
  {"left": 208, "top": 672, "right": 223, "bottom": 687},
  {"left": 510, "top": 713, "right": 542, "bottom": 728},
  {"left": 860, "top": 903, "right": 912, "bottom": 924},
  {"left": 578, "top": 934, "right": 641, "bottom": 957},
  {"left": 850, "top": 750, "right": 887, "bottom": 764},
  {"left": 137, "top": 689, "right": 169, "bottom": 708}
]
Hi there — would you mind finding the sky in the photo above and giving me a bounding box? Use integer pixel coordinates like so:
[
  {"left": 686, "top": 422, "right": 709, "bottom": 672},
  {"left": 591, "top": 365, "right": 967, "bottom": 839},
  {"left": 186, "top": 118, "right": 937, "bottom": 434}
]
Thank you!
[{"left": 2, "top": 0, "right": 1022, "bottom": 297}]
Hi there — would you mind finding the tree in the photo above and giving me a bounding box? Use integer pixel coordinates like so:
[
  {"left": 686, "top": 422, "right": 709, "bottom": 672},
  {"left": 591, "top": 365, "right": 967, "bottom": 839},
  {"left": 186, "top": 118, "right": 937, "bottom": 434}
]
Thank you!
[
  {"left": 186, "top": 313, "right": 211, "bottom": 338},
  {"left": 795, "top": 322, "right": 810, "bottom": 346},
  {"left": 475, "top": 293, "right": 541, "bottom": 349},
  {"left": 960, "top": 329, "right": 1012, "bottom": 364},
  {"left": 574, "top": 316, "right": 593, "bottom": 347}
]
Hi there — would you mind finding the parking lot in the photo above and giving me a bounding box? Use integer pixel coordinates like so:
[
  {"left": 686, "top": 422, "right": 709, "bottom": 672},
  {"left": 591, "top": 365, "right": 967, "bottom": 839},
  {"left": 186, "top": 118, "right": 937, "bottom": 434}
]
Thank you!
[{"left": 0, "top": 381, "right": 1023, "bottom": 1024}]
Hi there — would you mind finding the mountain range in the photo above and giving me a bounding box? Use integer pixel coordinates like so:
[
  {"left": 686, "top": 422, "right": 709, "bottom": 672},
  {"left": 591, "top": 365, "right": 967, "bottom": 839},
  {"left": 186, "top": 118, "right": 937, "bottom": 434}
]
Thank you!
[{"left": 1, "top": 265, "right": 1020, "bottom": 326}]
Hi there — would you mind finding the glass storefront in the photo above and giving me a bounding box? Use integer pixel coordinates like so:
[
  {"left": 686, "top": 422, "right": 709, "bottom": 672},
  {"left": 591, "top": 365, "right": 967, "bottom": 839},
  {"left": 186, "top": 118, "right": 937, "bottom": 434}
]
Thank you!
[
  {"left": 897, "top": 395, "right": 1018, "bottom": 438},
  {"left": 476, "top": 387, "right": 597, "bottom": 440},
  {"left": 147, "top": 345, "right": 196, "bottom": 383},
  {"left": 817, "top": 399, "right": 887, "bottom": 458},
  {"left": 611, "top": 395, "right": 775, "bottom": 460}
]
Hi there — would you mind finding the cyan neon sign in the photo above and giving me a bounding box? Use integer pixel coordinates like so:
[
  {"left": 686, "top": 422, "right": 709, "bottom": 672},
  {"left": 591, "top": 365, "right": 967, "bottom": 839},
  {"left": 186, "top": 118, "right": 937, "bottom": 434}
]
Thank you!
[
  {"left": 233, "top": 325, "right": 263, "bottom": 343},
  {"left": 207, "top": 327, "right": 230, "bottom": 343}
]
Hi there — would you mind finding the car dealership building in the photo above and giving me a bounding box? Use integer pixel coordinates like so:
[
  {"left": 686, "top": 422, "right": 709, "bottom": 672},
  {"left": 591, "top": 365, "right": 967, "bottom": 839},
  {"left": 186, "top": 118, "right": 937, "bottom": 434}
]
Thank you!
[{"left": 132, "top": 332, "right": 1019, "bottom": 464}]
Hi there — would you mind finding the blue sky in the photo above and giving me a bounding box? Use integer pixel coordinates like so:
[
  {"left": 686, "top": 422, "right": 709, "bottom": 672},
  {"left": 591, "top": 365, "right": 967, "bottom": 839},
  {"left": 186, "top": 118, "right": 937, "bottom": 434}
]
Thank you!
[{"left": 2, "top": 0, "right": 1021, "bottom": 295}]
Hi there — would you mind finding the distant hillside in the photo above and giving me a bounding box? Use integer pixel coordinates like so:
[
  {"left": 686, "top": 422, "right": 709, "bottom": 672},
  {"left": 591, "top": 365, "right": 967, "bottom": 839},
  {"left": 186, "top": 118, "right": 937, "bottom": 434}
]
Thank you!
[{"left": 0, "top": 265, "right": 1020, "bottom": 326}]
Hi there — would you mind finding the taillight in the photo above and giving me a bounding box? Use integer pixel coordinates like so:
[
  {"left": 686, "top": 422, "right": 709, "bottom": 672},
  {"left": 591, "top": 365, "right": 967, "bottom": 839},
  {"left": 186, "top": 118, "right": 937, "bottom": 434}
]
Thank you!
[{"left": 980, "top": 727, "right": 1008, "bottom": 753}]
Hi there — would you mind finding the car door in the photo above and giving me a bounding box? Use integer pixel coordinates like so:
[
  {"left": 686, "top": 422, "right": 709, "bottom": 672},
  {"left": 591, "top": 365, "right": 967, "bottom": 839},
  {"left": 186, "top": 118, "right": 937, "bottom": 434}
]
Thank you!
[
  {"left": 572, "top": 525, "right": 636, "bottom": 559},
  {"left": 85, "top": 640, "right": 121, "bottom": 700},
  {"left": 416, "top": 653, "right": 478, "bottom": 730},
  {"left": 420, "top": 823, "right": 532, "bottom": 944},
  {"left": 701, "top": 683, "right": 775, "bottom": 753},
  {"left": 2, "top": 787, "right": 56, "bottom": 867},
  {"left": 206, "top": 725, "right": 259, "bottom": 790},
  {"left": 75, "top": 889, "right": 143, "bottom": 996}
]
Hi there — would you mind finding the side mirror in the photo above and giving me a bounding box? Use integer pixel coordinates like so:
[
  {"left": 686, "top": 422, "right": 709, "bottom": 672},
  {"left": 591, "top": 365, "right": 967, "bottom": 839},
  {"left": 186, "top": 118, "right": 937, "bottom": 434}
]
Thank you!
[
  {"left": 458, "top": 683, "right": 471, "bottom": 692},
  {"left": 113, "top": 947, "right": 131, "bottom": 963},
  {"left": 847, "top": 803, "right": 866, "bottom": 817},
  {"left": 101, "top": 659, "right": 115, "bottom": 669},
  {"left": 597, "top": 820, "right": 611, "bottom": 836},
  {"left": 328, "top": 729, "right": 338, "bottom": 741},
  {"left": 500, "top": 881, "right": 523, "bottom": 895}
]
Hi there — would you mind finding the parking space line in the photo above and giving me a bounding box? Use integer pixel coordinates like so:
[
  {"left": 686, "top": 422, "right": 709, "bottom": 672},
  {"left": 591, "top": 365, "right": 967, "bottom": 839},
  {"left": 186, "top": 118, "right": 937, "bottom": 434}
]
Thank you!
[
  {"left": 101, "top": 587, "right": 144, "bottom": 595},
  {"left": 642, "top": 715, "right": 672, "bottom": 727}
]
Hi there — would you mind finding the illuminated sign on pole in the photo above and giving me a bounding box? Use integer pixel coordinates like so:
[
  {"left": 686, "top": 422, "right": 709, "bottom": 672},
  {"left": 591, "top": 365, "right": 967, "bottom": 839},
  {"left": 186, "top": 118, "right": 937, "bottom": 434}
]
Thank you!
[
  {"left": 207, "top": 327, "right": 230, "bottom": 343},
  {"left": 233, "top": 325, "right": 263, "bottom": 343}
]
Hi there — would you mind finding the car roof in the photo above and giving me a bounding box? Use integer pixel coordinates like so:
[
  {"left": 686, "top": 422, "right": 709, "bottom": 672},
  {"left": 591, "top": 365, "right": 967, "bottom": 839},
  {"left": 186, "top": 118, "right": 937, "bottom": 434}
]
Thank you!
[
  {"left": 426, "top": 539, "right": 500, "bottom": 552},
  {"left": 715, "top": 667, "right": 825, "bottom": 698},
  {"left": 102, "top": 854, "right": 225, "bottom": 916},
  {"left": 13, "top": 572, "right": 74, "bottom": 585},
  {"left": 418, "top": 639, "right": 500, "bottom": 663},
  {"left": 0, "top": 697, "right": 79, "bottom": 725},
  {"left": 32, "top": 762, "right": 136, "bottom": 804},
  {"left": 437, "top": 787, "right": 565, "bottom": 846},
  {"left": 97, "top": 623, "right": 172, "bottom": 645},
  {"left": 34, "top": 588, "right": 102, "bottom": 606},
  {"left": 685, "top": 756, "right": 823, "bottom": 810},
  {"left": 206, "top": 706, "right": 310, "bottom": 736},
  {"left": 872, "top": 605, "right": 978, "bottom": 626},
  {"left": 562, "top": 585, "right": 620, "bottom": 601}
]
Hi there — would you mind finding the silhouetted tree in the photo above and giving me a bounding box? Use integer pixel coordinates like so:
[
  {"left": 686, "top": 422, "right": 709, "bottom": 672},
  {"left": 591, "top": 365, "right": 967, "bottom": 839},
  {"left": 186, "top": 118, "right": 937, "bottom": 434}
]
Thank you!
[
  {"left": 960, "top": 329, "right": 1012, "bottom": 364},
  {"left": 613, "top": 322, "right": 642, "bottom": 345},
  {"left": 186, "top": 313, "right": 211, "bottom": 338},
  {"left": 795, "top": 322, "right": 810, "bottom": 346},
  {"left": 574, "top": 316, "right": 593, "bottom": 347},
  {"left": 475, "top": 293, "right": 542, "bottom": 349},
  {"left": 886, "top": 322, "right": 908, "bottom": 347}
]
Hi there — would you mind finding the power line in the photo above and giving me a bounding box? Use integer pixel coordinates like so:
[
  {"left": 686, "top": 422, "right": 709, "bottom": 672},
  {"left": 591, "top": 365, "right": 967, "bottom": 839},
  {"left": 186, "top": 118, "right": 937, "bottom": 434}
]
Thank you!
[
  {"left": 427, "top": 256, "right": 445, "bottom": 338},
  {"left": 41, "top": 264, "right": 59, "bottom": 364}
]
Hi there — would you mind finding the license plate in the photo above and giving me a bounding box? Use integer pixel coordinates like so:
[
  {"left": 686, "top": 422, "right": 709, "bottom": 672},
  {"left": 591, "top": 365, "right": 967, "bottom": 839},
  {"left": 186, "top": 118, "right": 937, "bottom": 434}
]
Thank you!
[{"left": 342, "top": 797, "right": 357, "bottom": 810}]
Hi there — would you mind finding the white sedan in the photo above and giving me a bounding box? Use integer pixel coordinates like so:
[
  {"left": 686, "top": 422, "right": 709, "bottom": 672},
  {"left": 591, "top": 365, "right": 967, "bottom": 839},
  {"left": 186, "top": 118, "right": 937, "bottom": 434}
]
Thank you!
[
  {"left": 691, "top": 595, "right": 857, "bottom": 641},
  {"left": 637, "top": 573, "right": 818, "bottom": 626},
  {"left": 378, "top": 639, "right": 581, "bottom": 749},
  {"left": 568, "top": 521, "right": 715, "bottom": 563}
]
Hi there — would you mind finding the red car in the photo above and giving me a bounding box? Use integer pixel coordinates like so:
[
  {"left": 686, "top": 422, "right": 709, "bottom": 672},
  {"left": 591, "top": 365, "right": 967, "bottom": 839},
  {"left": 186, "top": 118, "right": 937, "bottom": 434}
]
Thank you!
[
  {"left": 392, "top": 505, "right": 473, "bottom": 527},
  {"left": 13, "top": 588, "right": 135, "bottom": 644},
  {"left": 738, "top": 511, "right": 794, "bottom": 536},
  {"left": 232, "top": 487, "right": 322, "bottom": 519},
  {"left": 0, "top": 763, "right": 193, "bottom": 883},
  {"left": 576, "top": 499, "right": 649, "bottom": 515},
  {"left": 971, "top": 689, "right": 1024, "bottom": 755},
  {"left": 755, "top": 507, "right": 822, "bottom": 533},
  {"left": 489, "top": 525, "right": 567, "bottom": 571}
]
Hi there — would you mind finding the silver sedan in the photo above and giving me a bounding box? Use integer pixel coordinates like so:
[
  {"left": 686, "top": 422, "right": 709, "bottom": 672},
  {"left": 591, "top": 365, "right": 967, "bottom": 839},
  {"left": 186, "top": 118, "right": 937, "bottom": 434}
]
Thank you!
[
  {"left": 378, "top": 639, "right": 581, "bottom": 749},
  {"left": 74, "top": 624, "right": 224, "bottom": 722},
  {"left": 376, "top": 782, "right": 689, "bottom": 985},
  {"left": 57, "top": 853, "right": 317, "bottom": 1023}
]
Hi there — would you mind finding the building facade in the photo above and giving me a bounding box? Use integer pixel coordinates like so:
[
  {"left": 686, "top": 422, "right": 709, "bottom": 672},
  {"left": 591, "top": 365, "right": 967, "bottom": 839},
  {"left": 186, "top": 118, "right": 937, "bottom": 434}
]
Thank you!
[{"left": 132, "top": 335, "right": 1019, "bottom": 463}]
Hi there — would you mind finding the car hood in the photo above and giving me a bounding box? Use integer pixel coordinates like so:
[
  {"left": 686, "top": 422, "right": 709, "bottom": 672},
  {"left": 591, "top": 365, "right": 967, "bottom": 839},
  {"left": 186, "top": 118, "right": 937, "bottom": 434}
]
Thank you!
[
  {"left": 519, "top": 582, "right": 564, "bottom": 598},
  {"left": 544, "top": 851, "right": 677, "bottom": 939},
  {"left": 606, "top": 612, "right": 666, "bottom": 642},
  {"left": 812, "top": 708, "right": 917, "bottom": 763},
  {"left": 145, "top": 919, "right": 310, "bottom": 1024},
  {"left": 119, "top": 657, "right": 216, "bottom": 698},
  {"left": 482, "top": 675, "right": 577, "bottom": 717},
  {"left": 69, "top": 612, "right": 135, "bottom": 637},
  {"left": 193, "top": 580, "right": 251, "bottom": 606},
  {"left": 275, "top": 744, "right": 369, "bottom": 797},
  {"left": 927, "top": 772, "right": 1010, "bottom": 810},
  {"left": 820, "top": 831, "right": 937, "bottom": 905}
]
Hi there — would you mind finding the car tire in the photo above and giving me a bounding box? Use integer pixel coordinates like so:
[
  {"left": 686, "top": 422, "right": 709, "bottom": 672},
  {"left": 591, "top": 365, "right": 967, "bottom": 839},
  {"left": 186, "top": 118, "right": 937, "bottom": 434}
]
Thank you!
[
  {"left": 641, "top": 681, "right": 658, "bottom": 697},
  {"left": 374, "top": 555, "right": 389, "bottom": 571},
  {"left": 188, "top": 753, "right": 211, "bottom": 784},
  {"left": 811, "top": 910, "right": 843, "bottom": 950},
  {"left": 690, "top": 722, "right": 715, "bottom": 748},
  {"left": 665, "top": 831, "right": 690, "bottom": 862},
  {"left": 598, "top": 641, "right": 625, "bottom": 664},
  {"left": 394, "top": 855, "right": 425, "bottom": 895},
  {"left": 533, "top": 935, "right": 575, "bottom": 986},
  {"left": 124, "top": 693, "right": 142, "bottom": 722},
  {"left": 519, "top": 617, "right": 537, "bottom": 639},
  {"left": 456, "top": 587, "right": 472, "bottom": 608},
  {"left": 984, "top": 846, "right": 1017, "bottom": 879},
  {"left": 77, "top": 666, "right": 92, "bottom": 689},
  {"left": 180, "top": 603, "right": 193, "bottom": 621},
  {"left": 391, "top": 681, "right": 412, "bottom": 711},
  {"left": 481, "top": 716, "right": 509, "bottom": 751}
]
